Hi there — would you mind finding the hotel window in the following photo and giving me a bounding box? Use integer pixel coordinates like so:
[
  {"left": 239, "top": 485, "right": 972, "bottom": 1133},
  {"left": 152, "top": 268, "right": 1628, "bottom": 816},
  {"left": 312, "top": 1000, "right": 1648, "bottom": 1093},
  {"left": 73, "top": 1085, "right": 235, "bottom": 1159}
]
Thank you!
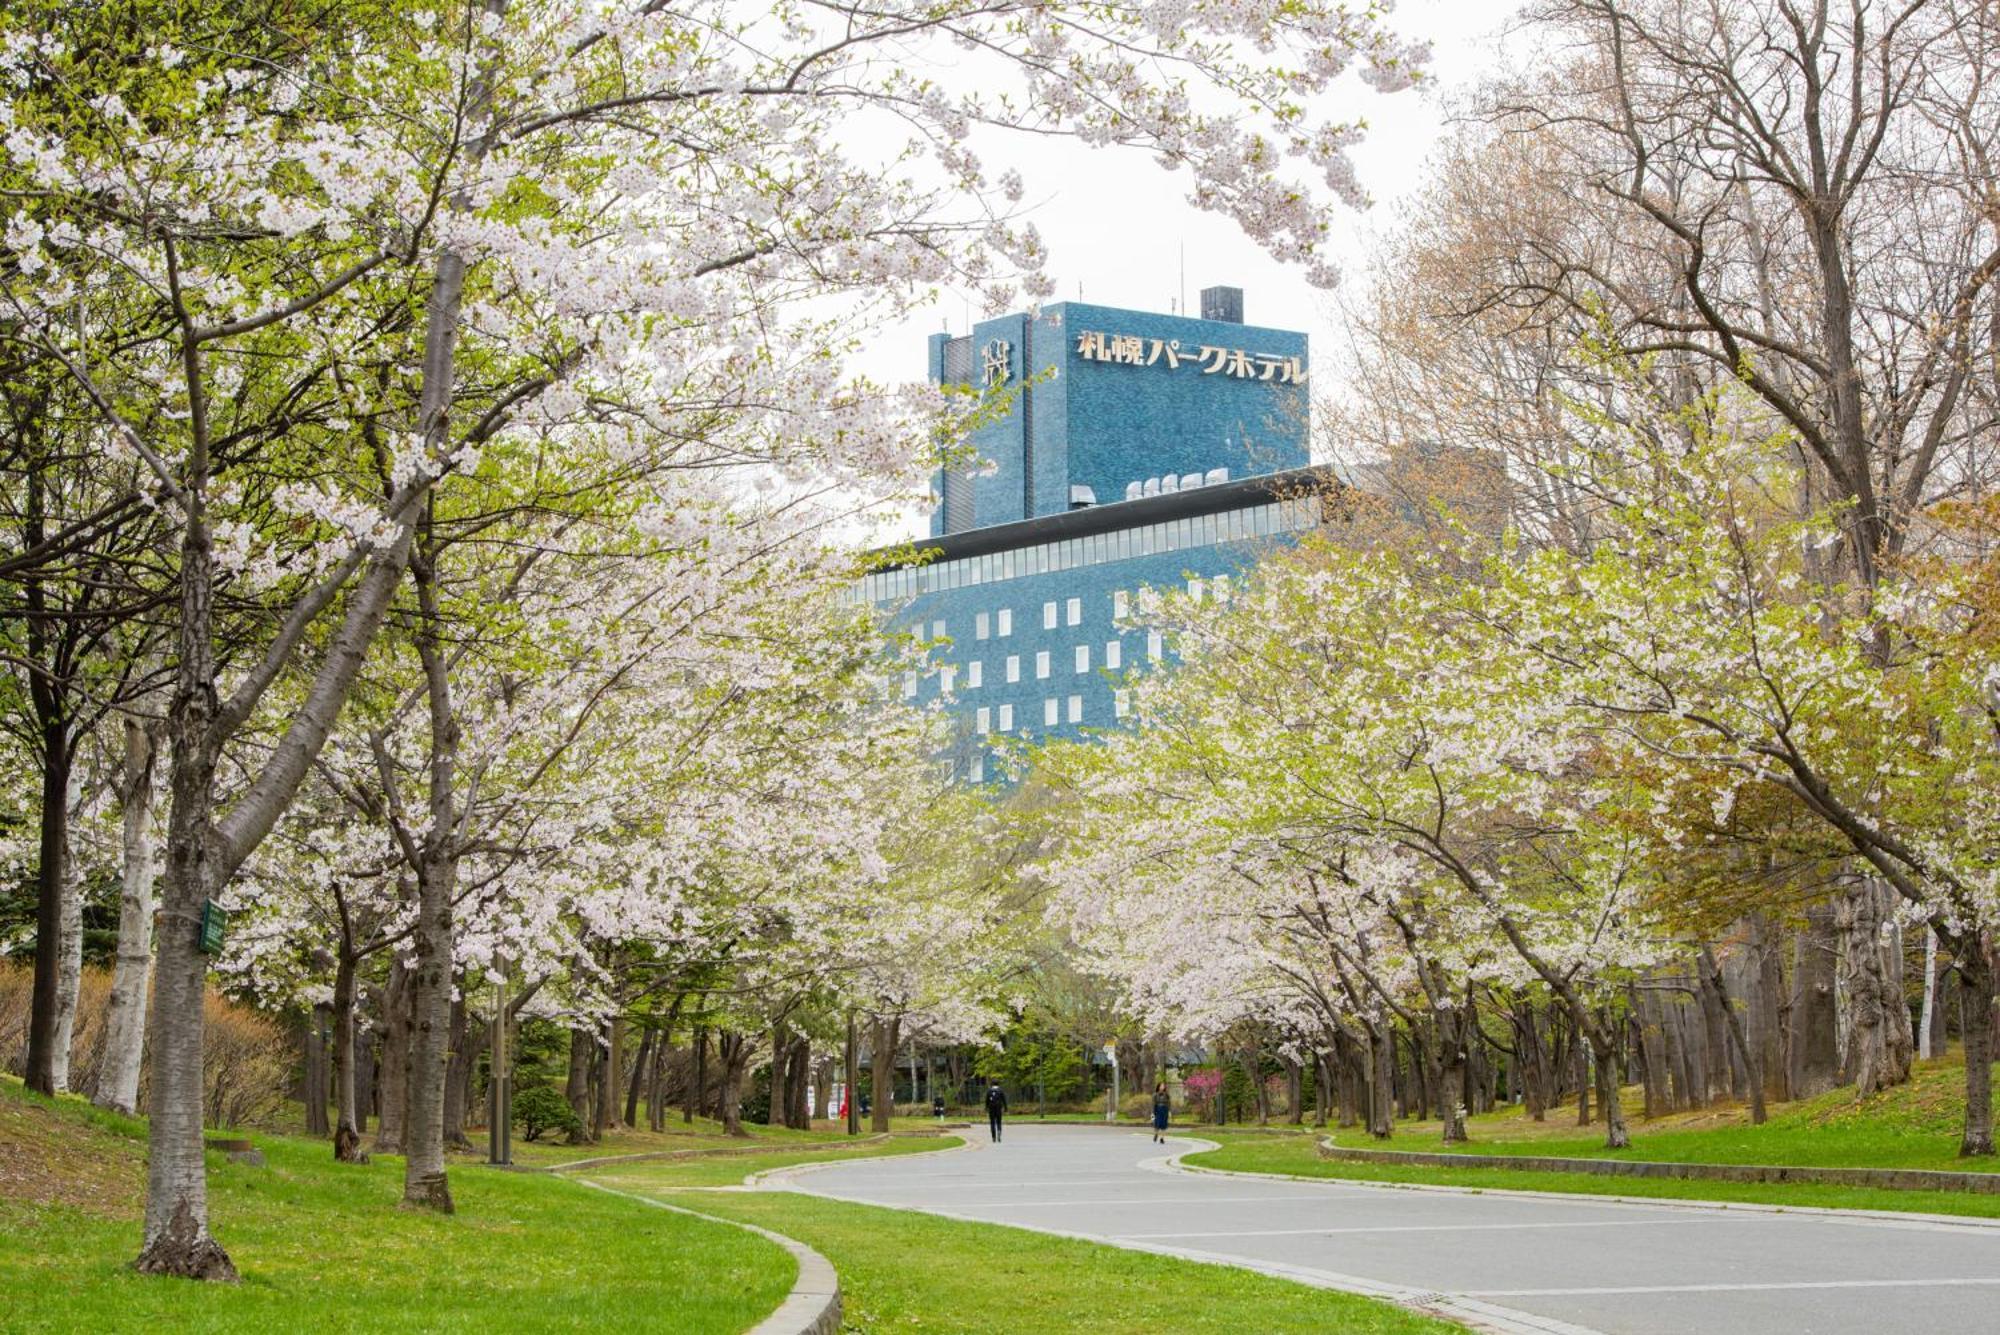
[
  {"left": 1187, "top": 577, "right": 1204, "bottom": 601},
  {"left": 967, "top": 660, "right": 982, "bottom": 689},
  {"left": 1006, "top": 655, "right": 1020, "bottom": 683},
  {"left": 1065, "top": 596, "right": 1082, "bottom": 626},
  {"left": 940, "top": 666, "right": 956, "bottom": 695},
  {"left": 1105, "top": 641, "right": 1122, "bottom": 670},
  {"left": 998, "top": 608, "right": 1013, "bottom": 637},
  {"left": 975, "top": 611, "right": 990, "bottom": 640},
  {"left": 902, "top": 672, "right": 917, "bottom": 698},
  {"left": 930, "top": 618, "right": 946, "bottom": 640},
  {"left": 999, "top": 704, "right": 1014, "bottom": 731},
  {"left": 1042, "top": 601, "right": 1057, "bottom": 629},
  {"left": 1115, "top": 689, "right": 1130, "bottom": 719},
  {"left": 976, "top": 706, "right": 991, "bottom": 735},
  {"left": 1044, "top": 697, "right": 1059, "bottom": 726},
  {"left": 1113, "top": 589, "right": 1129, "bottom": 620},
  {"left": 1148, "top": 630, "right": 1164, "bottom": 659},
  {"left": 1074, "top": 644, "right": 1090, "bottom": 673},
  {"left": 971, "top": 755, "right": 985, "bottom": 783},
  {"left": 1036, "top": 651, "right": 1051, "bottom": 679},
  {"left": 1067, "top": 694, "right": 1082, "bottom": 723}
]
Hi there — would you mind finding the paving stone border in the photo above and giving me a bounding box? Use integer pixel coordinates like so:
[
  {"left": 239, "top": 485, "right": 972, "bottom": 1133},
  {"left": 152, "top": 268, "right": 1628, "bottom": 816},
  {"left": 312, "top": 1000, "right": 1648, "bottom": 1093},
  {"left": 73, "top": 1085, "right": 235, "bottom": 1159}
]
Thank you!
[
  {"left": 575, "top": 1178, "right": 841, "bottom": 1335},
  {"left": 1315, "top": 1138, "right": 2000, "bottom": 1194}
]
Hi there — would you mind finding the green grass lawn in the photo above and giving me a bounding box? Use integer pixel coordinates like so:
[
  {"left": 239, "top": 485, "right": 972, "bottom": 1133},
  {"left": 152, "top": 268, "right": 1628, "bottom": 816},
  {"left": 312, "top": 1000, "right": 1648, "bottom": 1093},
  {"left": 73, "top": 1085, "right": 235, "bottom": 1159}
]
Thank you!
[
  {"left": 0, "top": 1079, "right": 792, "bottom": 1333},
  {"left": 1312, "top": 1055, "right": 2000, "bottom": 1171},
  {"left": 596, "top": 1170, "right": 1455, "bottom": 1334},
  {"left": 1181, "top": 1056, "right": 2000, "bottom": 1219}
]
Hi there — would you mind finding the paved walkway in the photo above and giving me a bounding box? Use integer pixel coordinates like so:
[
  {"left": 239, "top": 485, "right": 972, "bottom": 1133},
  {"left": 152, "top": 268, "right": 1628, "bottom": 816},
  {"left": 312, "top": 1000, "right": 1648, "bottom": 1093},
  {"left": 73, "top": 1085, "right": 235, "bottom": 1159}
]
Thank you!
[{"left": 776, "top": 1124, "right": 2000, "bottom": 1334}]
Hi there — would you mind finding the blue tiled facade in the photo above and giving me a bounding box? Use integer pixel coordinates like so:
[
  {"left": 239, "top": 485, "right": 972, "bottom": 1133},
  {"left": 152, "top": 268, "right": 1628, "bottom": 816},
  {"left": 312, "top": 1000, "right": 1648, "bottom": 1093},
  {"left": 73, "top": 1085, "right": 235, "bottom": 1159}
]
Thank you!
[
  {"left": 928, "top": 297, "right": 1308, "bottom": 535},
  {"left": 882, "top": 291, "right": 1321, "bottom": 778}
]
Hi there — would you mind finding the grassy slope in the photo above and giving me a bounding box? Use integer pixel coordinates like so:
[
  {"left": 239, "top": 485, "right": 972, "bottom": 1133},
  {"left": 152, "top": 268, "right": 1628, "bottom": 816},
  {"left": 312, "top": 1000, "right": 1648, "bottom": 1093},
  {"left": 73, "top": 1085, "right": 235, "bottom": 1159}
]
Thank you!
[
  {"left": 1183, "top": 1055, "right": 2000, "bottom": 1218},
  {"left": 594, "top": 1144, "right": 1456, "bottom": 1334},
  {"left": 0, "top": 1079, "right": 791, "bottom": 1333}
]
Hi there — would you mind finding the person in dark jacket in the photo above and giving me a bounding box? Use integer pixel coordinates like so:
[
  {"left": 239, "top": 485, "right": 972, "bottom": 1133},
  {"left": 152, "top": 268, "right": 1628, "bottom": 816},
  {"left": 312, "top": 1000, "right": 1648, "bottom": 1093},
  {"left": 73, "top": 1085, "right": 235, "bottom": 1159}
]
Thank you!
[
  {"left": 984, "top": 1082, "right": 1007, "bottom": 1143},
  {"left": 1151, "top": 1082, "right": 1171, "bottom": 1144},
  {"left": 932, "top": 1095, "right": 946, "bottom": 1122}
]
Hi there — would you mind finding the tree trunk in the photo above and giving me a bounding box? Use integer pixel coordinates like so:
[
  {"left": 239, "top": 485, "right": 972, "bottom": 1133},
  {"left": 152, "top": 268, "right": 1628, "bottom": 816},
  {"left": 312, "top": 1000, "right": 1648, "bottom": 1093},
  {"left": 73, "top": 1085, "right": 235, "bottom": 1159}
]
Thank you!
[
  {"left": 304, "top": 1004, "right": 331, "bottom": 1137},
  {"left": 373, "top": 961, "right": 411, "bottom": 1155},
  {"left": 1367, "top": 1015, "right": 1394, "bottom": 1139},
  {"left": 1919, "top": 928, "right": 1940, "bottom": 1061},
  {"left": 566, "top": 1025, "right": 594, "bottom": 1143},
  {"left": 49, "top": 765, "right": 84, "bottom": 1094},
  {"left": 331, "top": 949, "right": 365, "bottom": 1161},
  {"left": 1749, "top": 913, "right": 1791, "bottom": 1102},
  {"left": 1437, "top": 1009, "right": 1469, "bottom": 1144},
  {"left": 136, "top": 505, "right": 234, "bottom": 1278},
  {"left": 625, "top": 1029, "right": 654, "bottom": 1129},
  {"left": 718, "top": 1031, "right": 749, "bottom": 1136},
  {"left": 1587, "top": 1011, "right": 1630, "bottom": 1150},
  {"left": 766, "top": 1015, "right": 790, "bottom": 1127},
  {"left": 1285, "top": 1057, "right": 1304, "bottom": 1125},
  {"left": 1700, "top": 944, "right": 1765, "bottom": 1125},
  {"left": 602, "top": 1012, "right": 624, "bottom": 1134},
  {"left": 1574, "top": 1037, "right": 1590, "bottom": 1126},
  {"left": 23, "top": 723, "right": 73, "bottom": 1098},
  {"left": 871, "top": 1016, "right": 901, "bottom": 1132},
  {"left": 1836, "top": 881, "right": 1903, "bottom": 1100},
  {"left": 96, "top": 713, "right": 162, "bottom": 1115},
  {"left": 686, "top": 1026, "right": 707, "bottom": 1125},
  {"left": 787, "top": 1037, "right": 811, "bottom": 1129},
  {"left": 1791, "top": 903, "right": 1841, "bottom": 1098},
  {"left": 441, "top": 992, "right": 476, "bottom": 1151},
  {"left": 844, "top": 1013, "right": 860, "bottom": 1135},
  {"left": 1957, "top": 940, "right": 1995, "bottom": 1157}
]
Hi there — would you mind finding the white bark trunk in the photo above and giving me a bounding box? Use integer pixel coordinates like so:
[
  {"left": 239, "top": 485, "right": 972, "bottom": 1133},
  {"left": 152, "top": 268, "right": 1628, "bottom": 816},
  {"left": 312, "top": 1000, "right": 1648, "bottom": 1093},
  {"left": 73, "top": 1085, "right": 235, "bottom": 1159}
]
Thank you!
[
  {"left": 49, "top": 765, "right": 85, "bottom": 1093},
  {"left": 1919, "top": 928, "right": 1938, "bottom": 1062},
  {"left": 97, "top": 712, "right": 161, "bottom": 1115}
]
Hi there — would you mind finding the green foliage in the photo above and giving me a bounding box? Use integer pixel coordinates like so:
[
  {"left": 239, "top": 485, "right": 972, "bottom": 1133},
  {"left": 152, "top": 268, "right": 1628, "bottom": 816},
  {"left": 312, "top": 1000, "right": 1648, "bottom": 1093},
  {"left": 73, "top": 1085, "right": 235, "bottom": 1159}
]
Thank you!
[{"left": 512, "top": 1083, "right": 581, "bottom": 1143}]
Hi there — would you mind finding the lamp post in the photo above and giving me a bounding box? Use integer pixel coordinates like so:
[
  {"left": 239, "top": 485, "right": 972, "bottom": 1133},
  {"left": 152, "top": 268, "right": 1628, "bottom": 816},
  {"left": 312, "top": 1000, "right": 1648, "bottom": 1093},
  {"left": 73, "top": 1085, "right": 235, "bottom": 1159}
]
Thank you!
[
  {"left": 487, "top": 959, "right": 512, "bottom": 1166},
  {"left": 1103, "top": 1040, "right": 1118, "bottom": 1122}
]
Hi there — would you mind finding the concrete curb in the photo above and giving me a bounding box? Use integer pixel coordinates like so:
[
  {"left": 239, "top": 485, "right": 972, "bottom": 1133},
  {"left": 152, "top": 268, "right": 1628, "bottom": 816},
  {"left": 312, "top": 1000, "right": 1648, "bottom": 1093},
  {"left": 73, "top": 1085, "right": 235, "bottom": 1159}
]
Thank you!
[
  {"left": 575, "top": 1178, "right": 841, "bottom": 1335},
  {"left": 1155, "top": 1139, "right": 2000, "bottom": 1235},
  {"left": 1315, "top": 1138, "right": 2000, "bottom": 1196}
]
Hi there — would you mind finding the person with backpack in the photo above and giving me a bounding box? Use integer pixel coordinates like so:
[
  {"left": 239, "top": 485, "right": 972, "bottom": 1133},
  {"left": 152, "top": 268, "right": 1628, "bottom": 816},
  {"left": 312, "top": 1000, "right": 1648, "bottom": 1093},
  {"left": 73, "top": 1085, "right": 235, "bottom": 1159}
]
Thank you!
[
  {"left": 1151, "top": 1081, "right": 1172, "bottom": 1144},
  {"left": 984, "top": 1081, "right": 1007, "bottom": 1143}
]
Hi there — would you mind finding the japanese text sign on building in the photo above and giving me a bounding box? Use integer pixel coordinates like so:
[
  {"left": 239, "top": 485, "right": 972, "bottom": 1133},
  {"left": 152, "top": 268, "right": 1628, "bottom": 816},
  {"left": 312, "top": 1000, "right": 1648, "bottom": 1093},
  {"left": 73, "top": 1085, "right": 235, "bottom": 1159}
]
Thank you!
[{"left": 1073, "top": 330, "right": 1305, "bottom": 384}]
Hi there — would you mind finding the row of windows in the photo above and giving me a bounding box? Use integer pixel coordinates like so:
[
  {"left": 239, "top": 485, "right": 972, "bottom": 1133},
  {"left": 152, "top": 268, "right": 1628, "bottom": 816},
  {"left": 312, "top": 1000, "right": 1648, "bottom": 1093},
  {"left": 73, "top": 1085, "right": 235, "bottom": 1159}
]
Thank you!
[
  {"left": 922, "top": 581, "right": 1220, "bottom": 657},
  {"left": 973, "top": 689, "right": 1131, "bottom": 736},
  {"left": 851, "top": 496, "right": 1321, "bottom": 604},
  {"left": 905, "top": 633, "right": 1161, "bottom": 697}
]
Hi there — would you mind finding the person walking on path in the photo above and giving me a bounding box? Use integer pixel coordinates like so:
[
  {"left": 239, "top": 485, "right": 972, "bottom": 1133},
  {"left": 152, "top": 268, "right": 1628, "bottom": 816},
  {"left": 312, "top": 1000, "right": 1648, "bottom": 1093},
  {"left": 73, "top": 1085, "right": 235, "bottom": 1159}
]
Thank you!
[
  {"left": 1151, "top": 1082, "right": 1171, "bottom": 1144},
  {"left": 985, "top": 1082, "right": 1007, "bottom": 1143}
]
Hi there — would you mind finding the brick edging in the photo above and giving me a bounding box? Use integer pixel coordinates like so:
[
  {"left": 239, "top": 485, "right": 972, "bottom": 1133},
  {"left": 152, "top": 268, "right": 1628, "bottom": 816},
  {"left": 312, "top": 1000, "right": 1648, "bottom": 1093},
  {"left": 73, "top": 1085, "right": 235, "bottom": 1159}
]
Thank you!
[
  {"left": 1315, "top": 1138, "right": 2000, "bottom": 1194},
  {"left": 574, "top": 1179, "right": 841, "bottom": 1335}
]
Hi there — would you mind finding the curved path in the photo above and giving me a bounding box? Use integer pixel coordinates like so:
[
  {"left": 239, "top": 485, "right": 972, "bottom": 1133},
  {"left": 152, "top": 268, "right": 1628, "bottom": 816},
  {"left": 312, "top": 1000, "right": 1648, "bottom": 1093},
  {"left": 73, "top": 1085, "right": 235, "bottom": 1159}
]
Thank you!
[{"left": 774, "top": 1124, "right": 2000, "bottom": 1335}]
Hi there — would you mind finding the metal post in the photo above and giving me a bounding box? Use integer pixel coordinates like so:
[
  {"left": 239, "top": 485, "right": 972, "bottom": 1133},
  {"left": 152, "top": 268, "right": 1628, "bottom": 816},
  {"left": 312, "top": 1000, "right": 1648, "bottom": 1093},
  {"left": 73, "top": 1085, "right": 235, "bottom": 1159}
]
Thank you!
[{"left": 488, "top": 962, "right": 511, "bottom": 1165}]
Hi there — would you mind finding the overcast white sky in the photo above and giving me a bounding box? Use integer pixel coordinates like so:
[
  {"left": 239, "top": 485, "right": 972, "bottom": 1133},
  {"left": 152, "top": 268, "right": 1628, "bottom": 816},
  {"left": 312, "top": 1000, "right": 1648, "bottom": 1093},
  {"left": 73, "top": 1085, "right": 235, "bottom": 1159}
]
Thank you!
[{"left": 854, "top": 0, "right": 1528, "bottom": 541}]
